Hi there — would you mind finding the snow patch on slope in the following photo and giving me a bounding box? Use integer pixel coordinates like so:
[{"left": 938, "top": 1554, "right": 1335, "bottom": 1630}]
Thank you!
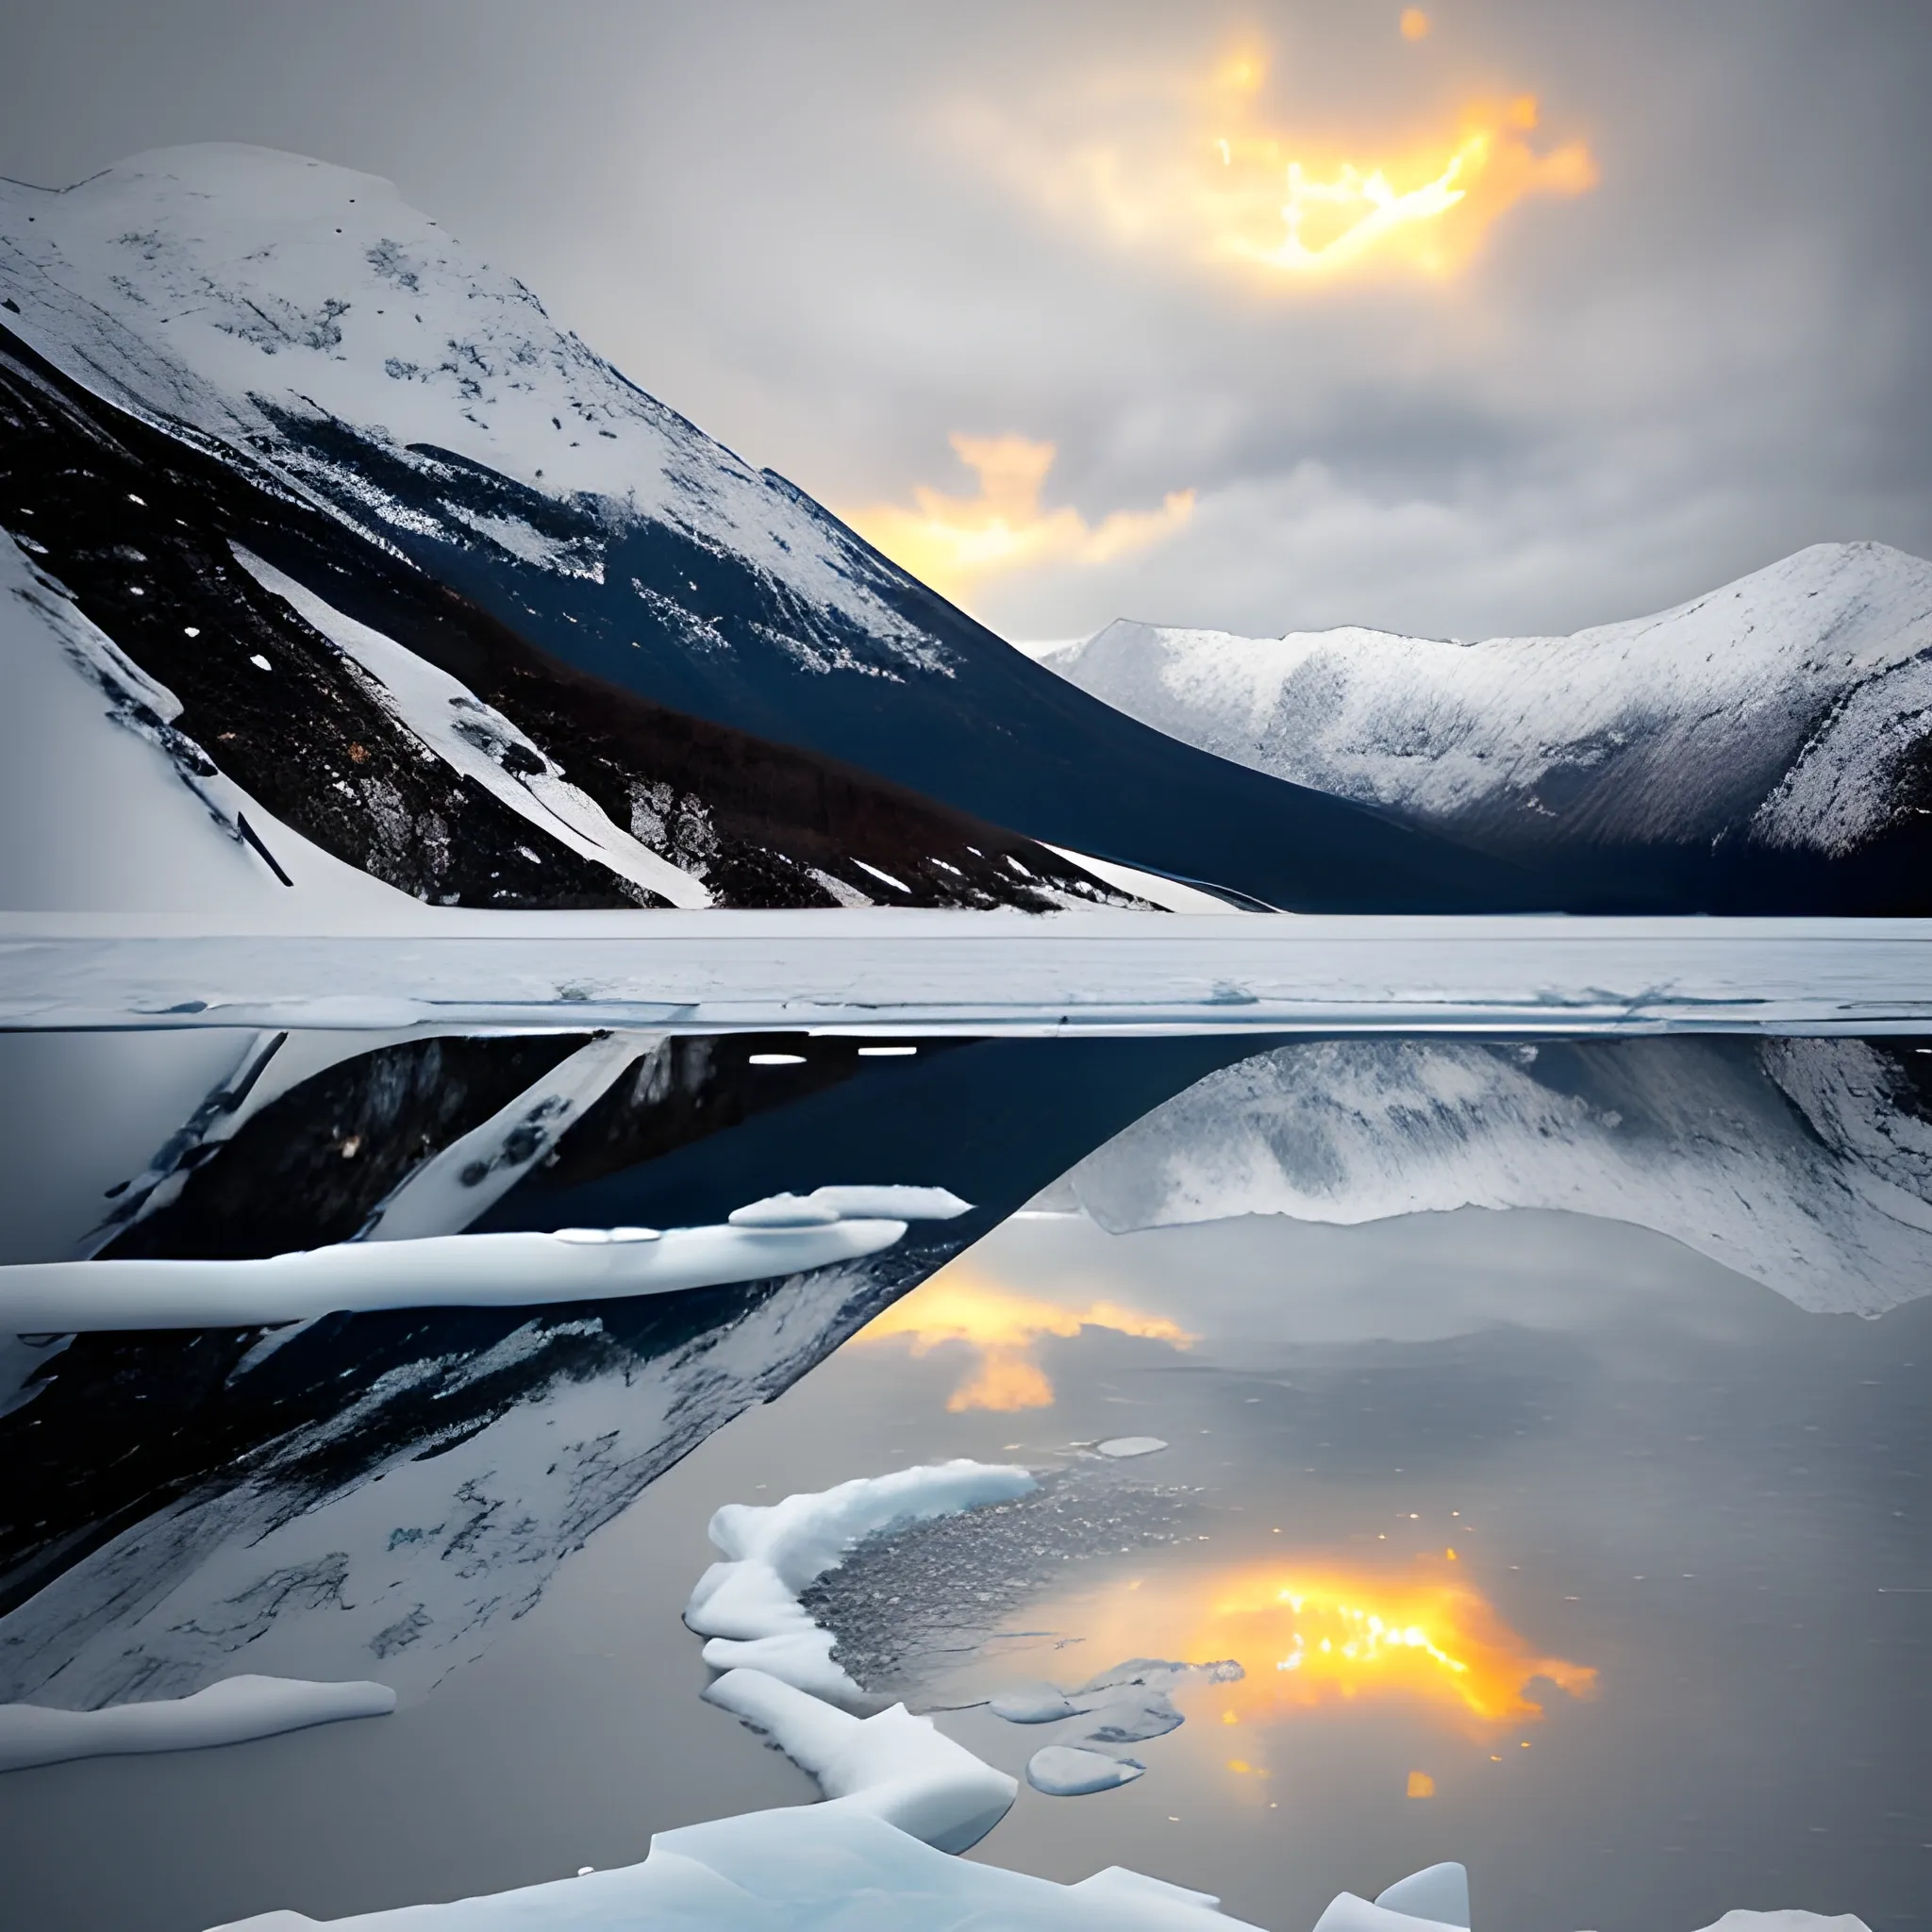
[{"left": 232, "top": 547, "right": 712, "bottom": 907}]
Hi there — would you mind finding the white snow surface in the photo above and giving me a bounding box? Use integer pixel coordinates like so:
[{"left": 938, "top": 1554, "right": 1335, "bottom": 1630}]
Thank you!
[
  {"left": 1044, "top": 543, "right": 1932, "bottom": 856},
  {"left": 686, "top": 1460, "right": 1036, "bottom": 1702},
  {"left": 1052, "top": 1038, "right": 1932, "bottom": 1316},
  {"left": 1026, "top": 1744, "right": 1145, "bottom": 1795},
  {"left": 206, "top": 1804, "right": 1261, "bottom": 1931},
  {"left": 1374, "top": 1865, "right": 1470, "bottom": 1928},
  {"left": 703, "top": 1666, "right": 1017, "bottom": 1853},
  {"left": 0, "top": 1674, "right": 393, "bottom": 1773},
  {"left": 0, "top": 145, "right": 942, "bottom": 668},
  {"left": 231, "top": 549, "right": 714, "bottom": 908},
  {"left": 0, "top": 1205, "right": 912, "bottom": 1331}
]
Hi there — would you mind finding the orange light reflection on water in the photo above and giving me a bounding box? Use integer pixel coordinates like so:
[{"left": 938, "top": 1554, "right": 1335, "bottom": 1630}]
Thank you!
[
  {"left": 852, "top": 1269, "right": 1193, "bottom": 1411},
  {"left": 1053, "top": 1555, "right": 1596, "bottom": 1734}
]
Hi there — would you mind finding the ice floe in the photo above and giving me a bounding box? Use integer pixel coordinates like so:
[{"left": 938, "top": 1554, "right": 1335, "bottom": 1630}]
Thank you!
[
  {"left": 0, "top": 1187, "right": 974, "bottom": 1330},
  {"left": 703, "top": 1666, "right": 1016, "bottom": 1853},
  {"left": 0, "top": 1674, "right": 393, "bottom": 1773},
  {"left": 1025, "top": 1743, "right": 1145, "bottom": 1795},
  {"left": 685, "top": 1459, "right": 1036, "bottom": 1702}
]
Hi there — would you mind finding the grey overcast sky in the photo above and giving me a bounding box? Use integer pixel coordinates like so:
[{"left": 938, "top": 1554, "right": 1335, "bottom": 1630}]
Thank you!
[{"left": 3, "top": 0, "right": 1930, "bottom": 643}]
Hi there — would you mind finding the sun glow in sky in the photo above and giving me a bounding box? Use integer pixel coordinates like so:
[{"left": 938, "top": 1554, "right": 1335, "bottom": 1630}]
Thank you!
[
  {"left": 948, "top": 40, "right": 1597, "bottom": 286},
  {"left": 844, "top": 434, "right": 1194, "bottom": 610},
  {"left": 852, "top": 1269, "right": 1193, "bottom": 1410}
]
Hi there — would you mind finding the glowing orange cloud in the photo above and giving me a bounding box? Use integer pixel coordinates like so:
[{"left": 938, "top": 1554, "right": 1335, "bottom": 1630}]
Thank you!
[
  {"left": 852, "top": 1269, "right": 1193, "bottom": 1411},
  {"left": 1044, "top": 1555, "right": 1596, "bottom": 1735},
  {"left": 944, "top": 45, "right": 1596, "bottom": 283},
  {"left": 845, "top": 434, "right": 1193, "bottom": 608},
  {"left": 1400, "top": 8, "right": 1432, "bottom": 42}
]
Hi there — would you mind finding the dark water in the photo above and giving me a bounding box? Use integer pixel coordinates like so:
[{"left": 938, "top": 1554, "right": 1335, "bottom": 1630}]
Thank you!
[{"left": 0, "top": 1028, "right": 1925, "bottom": 1931}]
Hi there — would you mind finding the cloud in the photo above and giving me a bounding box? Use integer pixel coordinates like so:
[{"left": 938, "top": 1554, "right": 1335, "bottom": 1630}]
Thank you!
[
  {"left": 940, "top": 44, "right": 1596, "bottom": 287},
  {"left": 843, "top": 434, "right": 1193, "bottom": 611}
]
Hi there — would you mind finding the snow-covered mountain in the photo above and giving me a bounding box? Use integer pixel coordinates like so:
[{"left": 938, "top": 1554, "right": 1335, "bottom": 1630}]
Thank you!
[
  {"left": 1041, "top": 543, "right": 1932, "bottom": 912},
  {"left": 0, "top": 143, "right": 1547, "bottom": 917},
  {"left": 1045, "top": 1036, "right": 1932, "bottom": 1316}
]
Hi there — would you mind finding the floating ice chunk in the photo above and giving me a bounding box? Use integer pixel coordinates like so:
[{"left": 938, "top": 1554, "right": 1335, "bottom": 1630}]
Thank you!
[
  {"left": 1026, "top": 1744, "right": 1145, "bottom": 1796},
  {"left": 686, "top": 1460, "right": 1035, "bottom": 1704},
  {"left": 1693, "top": 1916, "right": 1874, "bottom": 1932},
  {"left": 0, "top": 1212, "right": 908, "bottom": 1331},
  {"left": 728, "top": 1194, "right": 842, "bottom": 1228},
  {"left": 1079, "top": 1688, "right": 1184, "bottom": 1745},
  {"left": 704, "top": 1666, "right": 1015, "bottom": 1853},
  {"left": 0, "top": 1674, "right": 393, "bottom": 1774},
  {"left": 1096, "top": 1436, "right": 1169, "bottom": 1458},
  {"left": 1375, "top": 1863, "right": 1470, "bottom": 1927},
  {"left": 990, "top": 1683, "right": 1079, "bottom": 1724},
  {"left": 808, "top": 1185, "right": 974, "bottom": 1221}
]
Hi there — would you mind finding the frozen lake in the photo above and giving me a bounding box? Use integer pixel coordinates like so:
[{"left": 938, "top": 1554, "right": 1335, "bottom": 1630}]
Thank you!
[{"left": 0, "top": 1023, "right": 1924, "bottom": 1931}]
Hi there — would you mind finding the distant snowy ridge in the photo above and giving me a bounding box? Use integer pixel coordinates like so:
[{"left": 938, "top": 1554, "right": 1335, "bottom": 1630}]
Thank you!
[{"left": 1043, "top": 542, "right": 1932, "bottom": 864}]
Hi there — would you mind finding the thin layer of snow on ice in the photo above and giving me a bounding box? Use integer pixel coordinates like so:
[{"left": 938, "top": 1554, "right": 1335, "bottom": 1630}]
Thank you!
[
  {"left": 0, "top": 1674, "right": 393, "bottom": 1773},
  {"left": 686, "top": 1460, "right": 1036, "bottom": 1702},
  {"left": 1045, "top": 543, "right": 1932, "bottom": 855},
  {"left": 1026, "top": 1744, "right": 1146, "bottom": 1795},
  {"left": 0, "top": 145, "right": 943, "bottom": 665},
  {"left": 0, "top": 1201, "right": 915, "bottom": 1331},
  {"left": 1096, "top": 1436, "right": 1169, "bottom": 1458},
  {"left": 703, "top": 1666, "right": 1017, "bottom": 1854},
  {"left": 9, "top": 911, "right": 1926, "bottom": 1037},
  {"left": 232, "top": 548, "right": 713, "bottom": 908},
  {"left": 1058, "top": 1038, "right": 1932, "bottom": 1317}
]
